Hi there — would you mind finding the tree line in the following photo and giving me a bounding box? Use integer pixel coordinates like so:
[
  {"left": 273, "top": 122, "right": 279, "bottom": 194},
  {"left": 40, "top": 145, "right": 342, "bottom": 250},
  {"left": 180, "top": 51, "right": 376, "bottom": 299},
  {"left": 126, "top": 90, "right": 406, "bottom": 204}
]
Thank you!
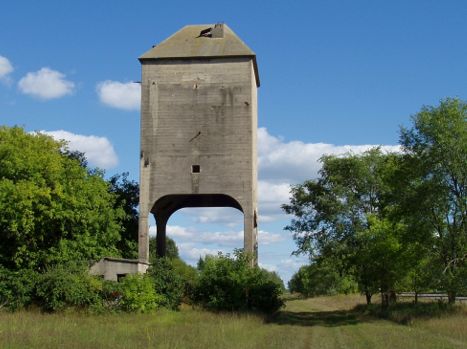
[{"left": 284, "top": 98, "right": 466, "bottom": 308}]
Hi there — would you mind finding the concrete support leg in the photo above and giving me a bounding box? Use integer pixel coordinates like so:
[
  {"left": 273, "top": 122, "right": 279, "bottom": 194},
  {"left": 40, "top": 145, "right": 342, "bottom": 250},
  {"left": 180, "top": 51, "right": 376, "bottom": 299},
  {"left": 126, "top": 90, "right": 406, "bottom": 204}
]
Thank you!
[
  {"left": 243, "top": 209, "right": 258, "bottom": 266},
  {"left": 155, "top": 213, "right": 169, "bottom": 258},
  {"left": 138, "top": 154, "right": 151, "bottom": 264},
  {"left": 138, "top": 214, "right": 149, "bottom": 263}
]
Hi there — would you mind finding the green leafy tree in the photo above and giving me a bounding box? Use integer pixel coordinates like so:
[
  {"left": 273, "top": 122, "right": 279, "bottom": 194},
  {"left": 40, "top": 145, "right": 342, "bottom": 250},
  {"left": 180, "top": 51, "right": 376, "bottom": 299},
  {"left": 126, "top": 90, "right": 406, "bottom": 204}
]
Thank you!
[
  {"left": 0, "top": 126, "right": 124, "bottom": 270},
  {"left": 288, "top": 260, "right": 357, "bottom": 297},
  {"left": 108, "top": 172, "right": 139, "bottom": 258},
  {"left": 283, "top": 149, "right": 410, "bottom": 307},
  {"left": 399, "top": 98, "right": 467, "bottom": 302},
  {"left": 398, "top": 254, "right": 440, "bottom": 303},
  {"left": 353, "top": 215, "right": 411, "bottom": 306},
  {"left": 149, "top": 236, "right": 179, "bottom": 263}
]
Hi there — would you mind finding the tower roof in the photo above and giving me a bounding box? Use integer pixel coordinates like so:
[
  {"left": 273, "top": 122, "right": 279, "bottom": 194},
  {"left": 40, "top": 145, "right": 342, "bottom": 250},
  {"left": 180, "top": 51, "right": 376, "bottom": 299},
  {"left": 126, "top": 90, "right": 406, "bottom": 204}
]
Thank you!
[{"left": 139, "top": 24, "right": 260, "bottom": 86}]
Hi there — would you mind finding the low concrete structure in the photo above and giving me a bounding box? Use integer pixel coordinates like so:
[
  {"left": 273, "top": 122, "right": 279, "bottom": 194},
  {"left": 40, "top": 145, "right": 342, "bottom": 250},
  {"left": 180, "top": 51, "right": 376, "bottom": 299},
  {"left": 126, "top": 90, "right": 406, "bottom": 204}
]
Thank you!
[{"left": 89, "top": 258, "right": 149, "bottom": 281}]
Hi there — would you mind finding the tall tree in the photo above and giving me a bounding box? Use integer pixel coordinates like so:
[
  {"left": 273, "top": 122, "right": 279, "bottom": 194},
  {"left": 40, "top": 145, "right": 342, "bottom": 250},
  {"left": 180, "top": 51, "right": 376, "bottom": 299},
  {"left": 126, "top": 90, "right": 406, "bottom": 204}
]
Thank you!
[
  {"left": 108, "top": 173, "right": 139, "bottom": 258},
  {"left": 399, "top": 98, "right": 467, "bottom": 302},
  {"left": 283, "top": 149, "right": 409, "bottom": 307},
  {"left": 0, "top": 126, "right": 124, "bottom": 270}
]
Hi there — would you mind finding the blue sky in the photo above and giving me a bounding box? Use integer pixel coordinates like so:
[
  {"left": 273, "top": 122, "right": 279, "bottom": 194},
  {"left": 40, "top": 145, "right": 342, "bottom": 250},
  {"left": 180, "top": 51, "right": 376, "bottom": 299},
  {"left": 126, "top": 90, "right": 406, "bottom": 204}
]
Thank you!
[{"left": 1, "top": 0, "right": 467, "bottom": 282}]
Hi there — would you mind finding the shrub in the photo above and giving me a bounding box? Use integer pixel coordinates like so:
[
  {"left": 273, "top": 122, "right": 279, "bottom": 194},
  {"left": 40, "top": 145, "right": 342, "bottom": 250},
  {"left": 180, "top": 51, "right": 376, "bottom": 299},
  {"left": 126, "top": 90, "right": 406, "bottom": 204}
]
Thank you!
[
  {"left": 247, "top": 268, "right": 285, "bottom": 313},
  {"left": 98, "top": 280, "right": 123, "bottom": 312},
  {"left": 148, "top": 258, "right": 184, "bottom": 310},
  {"left": 193, "top": 250, "right": 284, "bottom": 313},
  {"left": 95, "top": 274, "right": 163, "bottom": 313},
  {"left": 0, "top": 267, "right": 38, "bottom": 311},
  {"left": 117, "top": 274, "right": 161, "bottom": 313},
  {"left": 35, "top": 263, "right": 102, "bottom": 311},
  {"left": 171, "top": 258, "right": 199, "bottom": 303}
]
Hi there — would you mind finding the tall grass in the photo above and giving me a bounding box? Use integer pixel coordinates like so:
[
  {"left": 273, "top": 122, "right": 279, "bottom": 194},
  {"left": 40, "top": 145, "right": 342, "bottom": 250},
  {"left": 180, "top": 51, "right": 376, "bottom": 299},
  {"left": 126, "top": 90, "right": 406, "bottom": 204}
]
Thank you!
[{"left": 1, "top": 295, "right": 466, "bottom": 349}]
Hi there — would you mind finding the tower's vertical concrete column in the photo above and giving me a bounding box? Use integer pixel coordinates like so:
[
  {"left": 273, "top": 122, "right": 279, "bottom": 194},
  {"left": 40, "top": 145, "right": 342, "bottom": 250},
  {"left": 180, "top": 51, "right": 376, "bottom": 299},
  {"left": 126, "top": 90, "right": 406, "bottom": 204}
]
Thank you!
[
  {"left": 138, "top": 214, "right": 149, "bottom": 262},
  {"left": 243, "top": 208, "right": 258, "bottom": 265},
  {"left": 138, "top": 155, "right": 150, "bottom": 263},
  {"left": 154, "top": 212, "right": 169, "bottom": 258}
]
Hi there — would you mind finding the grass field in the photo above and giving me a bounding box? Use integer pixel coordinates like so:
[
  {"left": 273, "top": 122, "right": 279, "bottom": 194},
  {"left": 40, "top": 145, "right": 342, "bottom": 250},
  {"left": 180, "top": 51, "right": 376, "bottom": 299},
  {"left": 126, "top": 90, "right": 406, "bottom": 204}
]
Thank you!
[{"left": 0, "top": 295, "right": 465, "bottom": 349}]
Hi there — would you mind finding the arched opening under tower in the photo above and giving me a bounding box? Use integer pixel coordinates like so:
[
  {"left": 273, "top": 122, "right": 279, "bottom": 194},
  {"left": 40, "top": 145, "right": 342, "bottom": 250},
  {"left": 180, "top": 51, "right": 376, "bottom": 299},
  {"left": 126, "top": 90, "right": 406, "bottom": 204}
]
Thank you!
[{"left": 150, "top": 194, "right": 245, "bottom": 258}]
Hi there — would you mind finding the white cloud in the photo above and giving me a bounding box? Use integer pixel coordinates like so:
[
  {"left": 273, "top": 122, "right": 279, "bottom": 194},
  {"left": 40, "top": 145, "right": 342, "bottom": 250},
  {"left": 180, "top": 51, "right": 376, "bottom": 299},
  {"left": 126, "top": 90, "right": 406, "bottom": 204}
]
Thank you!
[
  {"left": 154, "top": 224, "right": 283, "bottom": 247},
  {"left": 259, "top": 263, "right": 278, "bottom": 272},
  {"left": 279, "top": 257, "right": 308, "bottom": 271},
  {"left": 167, "top": 225, "right": 195, "bottom": 238},
  {"left": 178, "top": 243, "right": 223, "bottom": 263},
  {"left": 258, "top": 127, "right": 400, "bottom": 184},
  {"left": 97, "top": 80, "right": 140, "bottom": 110},
  {"left": 18, "top": 68, "right": 74, "bottom": 100},
  {"left": 176, "top": 207, "right": 243, "bottom": 227},
  {"left": 0, "top": 55, "right": 13, "bottom": 80},
  {"left": 167, "top": 225, "right": 243, "bottom": 247},
  {"left": 276, "top": 257, "right": 310, "bottom": 283},
  {"left": 257, "top": 127, "right": 401, "bottom": 222},
  {"left": 258, "top": 181, "right": 291, "bottom": 222},
  {"left": 198, "top": 230, "right": 243, "bottom": 245},
  {"left": 150, "top": 225, "right": 195, "bottom": 238},
  {"left": 258, "top": 230, "right": 284, "bottom": 245},
  {"left": 41, "top": 130, "right": 118, "bottom": 169}
]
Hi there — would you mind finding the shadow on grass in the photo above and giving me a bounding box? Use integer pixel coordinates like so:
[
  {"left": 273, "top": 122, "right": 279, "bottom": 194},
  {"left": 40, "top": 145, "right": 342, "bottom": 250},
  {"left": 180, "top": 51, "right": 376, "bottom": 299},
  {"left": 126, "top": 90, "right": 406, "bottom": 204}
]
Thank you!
[
  {"left": 268, "top": 300, "right": 467, "bottom": 327},
  {"left": 354, "top": 301, "right": 466, "bottom": 325},
  {"left": 266, "top": 308, "right": 363, "bottom": 327}
]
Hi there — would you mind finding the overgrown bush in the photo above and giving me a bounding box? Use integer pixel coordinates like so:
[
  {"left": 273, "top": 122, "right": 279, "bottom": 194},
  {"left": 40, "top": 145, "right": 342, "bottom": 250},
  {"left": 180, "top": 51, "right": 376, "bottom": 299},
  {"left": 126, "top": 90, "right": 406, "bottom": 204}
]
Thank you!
[
  {"left": 118, "top": 274, "right": 161, "bottom": 313},
  {"left": 247, "top": 268, "right": 284, "bottom": 312},
  {"left": 171, "top": 258, "right": 199, "bottom": 303},
  {"left": 148, "top": 258, "right": 184, "bottom": 310},
  {"left": 100, "top": 274, "right": 161, "bottom": 313},
  {"left": 193, "top": 250, "right": 284, "bottom": 313},
  {"left": 35, "top": 263, "right": 102, "bottom": 311},
  {"left": 1, "top": 261, "right": 183, "bottom": 313},
  {"left": 0, "top": 266, "right": 38, "bottom": 311}
]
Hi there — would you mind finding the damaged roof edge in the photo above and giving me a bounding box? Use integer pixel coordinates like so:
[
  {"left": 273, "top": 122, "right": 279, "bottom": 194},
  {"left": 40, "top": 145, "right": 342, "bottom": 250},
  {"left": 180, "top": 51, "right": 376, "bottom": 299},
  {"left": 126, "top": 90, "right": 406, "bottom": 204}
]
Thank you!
[{"left": 138, "top": 24, "right": 260, "bottom": 87}]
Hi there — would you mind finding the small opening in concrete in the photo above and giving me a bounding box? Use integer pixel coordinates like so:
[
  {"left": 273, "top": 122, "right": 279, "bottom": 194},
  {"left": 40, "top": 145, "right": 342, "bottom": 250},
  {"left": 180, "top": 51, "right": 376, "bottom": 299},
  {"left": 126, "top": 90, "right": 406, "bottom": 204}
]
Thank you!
[
  {"left": 192, "top": 165, "right": 200, "bottom": 173},
  {"left": 199, "top": 27, "right": 212, "bottom": 38},
  {"left": 117, "top": 274, "right": 127, "bottom": 282}
]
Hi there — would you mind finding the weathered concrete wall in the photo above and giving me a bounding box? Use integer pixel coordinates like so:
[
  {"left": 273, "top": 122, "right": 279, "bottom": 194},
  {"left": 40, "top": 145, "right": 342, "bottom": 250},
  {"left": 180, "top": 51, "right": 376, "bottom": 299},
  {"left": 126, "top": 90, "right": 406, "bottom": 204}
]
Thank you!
[
  {"left": 90, "top": 258, "right": 149, "bottom": 281},
  {"left": 138, "top": 57, "right": 258, "bottom": 262}
]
